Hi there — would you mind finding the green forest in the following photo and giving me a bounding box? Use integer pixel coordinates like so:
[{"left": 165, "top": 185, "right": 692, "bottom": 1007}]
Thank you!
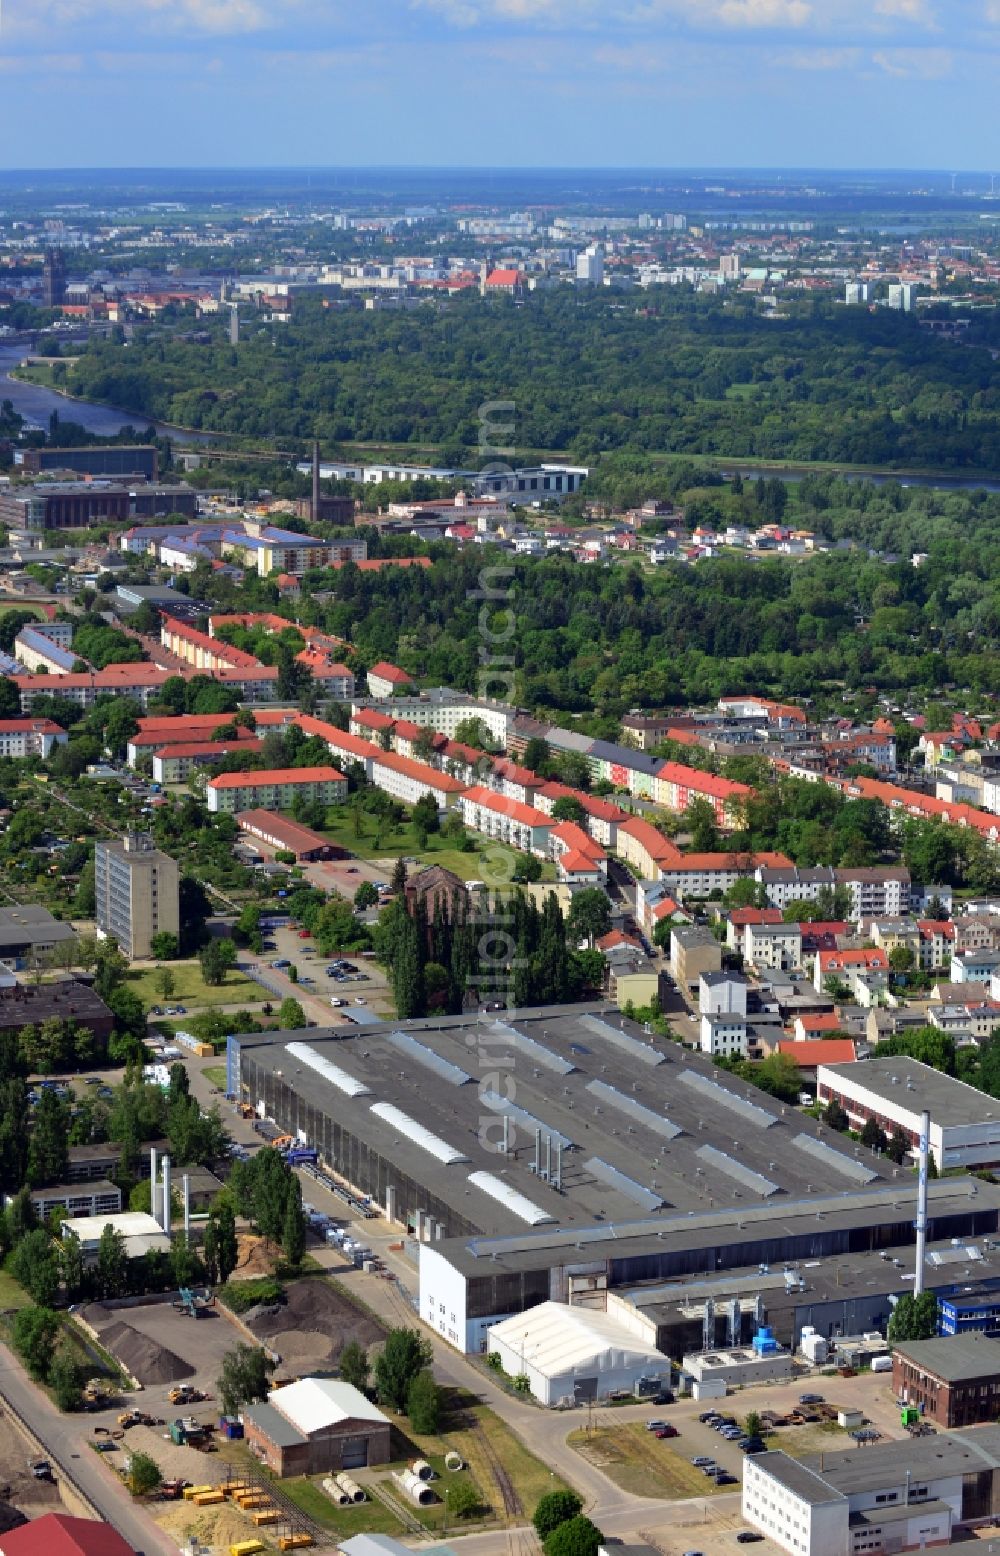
[
  {"left": 172, "top": 474, "right": 999, "bottom": 717},
  {"left": 54, "top": 288, "right": 1000, "bottom": 469}
]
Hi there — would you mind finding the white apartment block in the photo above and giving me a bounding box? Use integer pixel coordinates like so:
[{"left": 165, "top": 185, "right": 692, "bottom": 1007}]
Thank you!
[
  {"left": 458, "top": 787, "right": 552, "bottom": 857},
  {"left": 700, "top": 1011, "right": 750, "bottom": 1058},
  {"left": 369, "top": 752, "right": 464, "bottom": 811}
]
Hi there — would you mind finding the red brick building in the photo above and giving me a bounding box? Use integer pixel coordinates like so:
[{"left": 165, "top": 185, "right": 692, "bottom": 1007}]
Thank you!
[{"left": 893, "top": 1332, "right": 1000, "bottom": 1428}]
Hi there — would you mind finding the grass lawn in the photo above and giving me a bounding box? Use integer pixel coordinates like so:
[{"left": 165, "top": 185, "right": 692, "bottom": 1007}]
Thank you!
[
  {"left": 0, "top": 1268, "right": 29, "bottom": 1311},
  {"left": 568, "top": 1422, "right": 732, "bottom": 1500},
  {"left": 201, "top": 1064, "right": 228, "bottom": 1089},
  {"left": 127, "top": 959, "right": 265, "bottom": 1011},
  {"left": 322, "top": 811, "right": 557, "bottom": 883},
  {"left": 762, "top": 1421, "right": 849, "bottom": 1461},
  {"left": 280, "top": 1477, "right": 402, "bottom": 1536},
  {"left": 0, "top": 604, "right": 44, "bottom": 620}
]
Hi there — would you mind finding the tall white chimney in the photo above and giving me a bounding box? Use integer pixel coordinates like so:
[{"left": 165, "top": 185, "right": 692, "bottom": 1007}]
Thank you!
[
  {"left": 182, "top": 1174, "right": 191, "bottom": 1237},
  {"left": 162, "top": 1155, "right": 172, "bottom": 1234},
  {"left": 150, "top": 1147, "right": 158, "bottom": 1221},
  {"left": 914, "top": 1109, "right": 930, "bottom": 1297}
]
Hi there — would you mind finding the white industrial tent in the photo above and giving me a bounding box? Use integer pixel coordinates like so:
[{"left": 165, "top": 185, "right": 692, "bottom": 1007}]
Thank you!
[{"left": 487, "top": 1301, "right": 670, "bottom": 1406}]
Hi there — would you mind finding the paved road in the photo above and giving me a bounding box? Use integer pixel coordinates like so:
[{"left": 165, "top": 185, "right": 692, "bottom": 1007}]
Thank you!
[{"left": 0, "top": 1340, "right": 180, "bottom": 1556}]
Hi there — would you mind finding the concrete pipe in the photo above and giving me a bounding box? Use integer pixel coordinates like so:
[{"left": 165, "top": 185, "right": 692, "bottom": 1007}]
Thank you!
[
  {"left": 321, "top": 1478, "right": 350, "bottom": 1507},
  {"left": 396, "top": 1470, "right": 436, "bottom": 1506},
  {"left": 444, "top": 1451, "right": 465, "bottom": 1472},
  {"left": 411, "top": 1459, "right": 434, "bottom": 1482},
  {"left": 335, "top": 1473, "right": 366, "bottom": 1504}
]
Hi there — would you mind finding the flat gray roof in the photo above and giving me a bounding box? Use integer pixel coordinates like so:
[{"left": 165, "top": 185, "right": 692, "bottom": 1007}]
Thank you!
[
  {"left": 750, "top": 1451, "right": 847, "bottom": 1506},
  {"left": 892, "top": 1331, "right": 1000, "bottom": 1382},
  {"left": 242, "top": 1400, "right": 307, "bottom": 1449},
  {"left": 803, "top": 1424, "right": 1000, "bottom": 1495},
  {"left": 235, "top": 1004, "right": 895, "bottom": 1241},
  {"left": 820, "top": 1054, "right": 1000, "bottom": 1129}
]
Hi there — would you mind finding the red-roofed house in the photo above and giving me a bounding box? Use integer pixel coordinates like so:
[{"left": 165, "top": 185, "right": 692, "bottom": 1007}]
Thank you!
[
  {"left": 616, "top": 817, "right": 683, "bottom": 880},
  {"left": 815, "top": 947, "right": 889, "bottom": 1005},
  {"left": 549, "top": 821, "right": 607, "bottom": 879},
  {"left": 367, "top": 661, "right": 414, "bottom": 698},
  {"left": 0, "top": 1512, "right": 137, "bottom": 1556},
  {"left": 776, "top": 1038, "right": 857, "bottom": 1081},
  {"left": 792, "top": 1011, "right": 844, "bottom": 1041},
  {"left": 918, "top": 919, "right": 956, "bottom": 970}
]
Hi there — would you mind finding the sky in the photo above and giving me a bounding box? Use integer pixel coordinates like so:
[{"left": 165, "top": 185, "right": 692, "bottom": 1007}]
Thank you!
[{"left": 3, "top": 0, "right": 1000, "bottom": 170}]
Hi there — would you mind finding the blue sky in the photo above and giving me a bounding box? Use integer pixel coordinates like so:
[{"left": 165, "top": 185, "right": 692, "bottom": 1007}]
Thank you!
[{"left": 3, "top": 0, "right": 999, "bottom": 170}]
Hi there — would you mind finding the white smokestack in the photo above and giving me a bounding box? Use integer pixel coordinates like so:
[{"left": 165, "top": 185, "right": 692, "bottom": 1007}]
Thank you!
[
  {"left": 914, "top": 1109, "right": 930, "bottom": 1297},
  {"left": 162, "top": 1155, "right": 172, "bottom": 1234},
  {"left": 182, "top": 1174, "right": 190, "bottom": 1237}
]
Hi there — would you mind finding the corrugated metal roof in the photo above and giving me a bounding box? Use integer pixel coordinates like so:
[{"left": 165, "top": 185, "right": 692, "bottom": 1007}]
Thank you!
[
  {"left": 467, "top": 1172, "right": 554, "bottom": 1226},
  {"left": 269, "top": 1378, "right": 389, "bottom": 1436},
  {"left": 286, "top": 1042, "right": 371, "bottom": 1099},
  {"left": 488, "top": 1020, "right": 576, "bottom": 1076},
  {"left": 369, "top": 1102, "right": 468, "bottom": 1165}
]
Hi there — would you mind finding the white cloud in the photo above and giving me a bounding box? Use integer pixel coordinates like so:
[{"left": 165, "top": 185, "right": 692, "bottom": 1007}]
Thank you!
[
  {"left": 774, "top": 44, "right": 861, "bottom": 67},
  {"left": 6, "top": 0, "right": 273, "bottom": 36},
  {"left": 871, "top": 44, "right": 952, "bottom": 73},
  {"left": 875, "top": 0, "right": 934, "bottom": 17}
]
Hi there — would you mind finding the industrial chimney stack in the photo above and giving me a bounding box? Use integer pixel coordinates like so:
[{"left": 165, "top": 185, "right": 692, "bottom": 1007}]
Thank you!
[{"left": 914, "top": 1109, "right": 931, "bottom": 1296}]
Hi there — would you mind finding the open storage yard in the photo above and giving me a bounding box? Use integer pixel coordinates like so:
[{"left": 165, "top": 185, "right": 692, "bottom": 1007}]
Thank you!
[
  {"left": 241, "top": 1275, "right": 386, "bottom": 1374},
  {"left": 82, "top": 1297, "right": 241, "bottom": 1389}
]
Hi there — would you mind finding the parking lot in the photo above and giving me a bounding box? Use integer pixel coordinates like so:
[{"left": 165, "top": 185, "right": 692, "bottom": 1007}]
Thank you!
[{"left": 253, "top": 921, "right": 394, "bottom": 1023}]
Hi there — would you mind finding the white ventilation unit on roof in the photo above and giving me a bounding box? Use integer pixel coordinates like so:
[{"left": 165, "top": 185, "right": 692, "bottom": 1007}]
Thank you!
[
  {"left": 467, "top": 1171, "right": 554, "bottom": 1226},
  {"left": 286, "top": 1042, "right": 371, "bottom": 1099},
  {"left": 369, "top": 1102, "right": 468, "bottom": 1165}
]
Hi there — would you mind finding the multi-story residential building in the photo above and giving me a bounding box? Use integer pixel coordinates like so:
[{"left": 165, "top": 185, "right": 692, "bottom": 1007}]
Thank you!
[
  {"left": 670, "top": 925, "right": 722, "bottom": 991},
  {"left": 367, "top": 661, "right": 415, "bottom": 699},
  {"left": 815, "top": 947, "right": 889, "bottom": 1006},
  {"left": 458, "top": 787, "right": 552, "bottom": 856},
  {"left": 151, "top": 738, "right": 265, "bottom": 785},
  {"left": 14, "top": 665, "right": 176, "bottom": 712},
  {"left": 368, "top": 751, "right": 464, "bottom": 811},
  {"left": 0, "top": 718, "right": 67, "bottom": 759},
  {"left": 952, "top": 948, "right": 1000, "bottom": 984},
  {"left": 160, "top": 617, "right": 261, "bottom": 673},
  {"left": 205, "top": 766, "right": 347, "bottom": 815},
  {"left": 220, "top": 524, "right": 344, "bottom": 577},
  {"left": 94, "top": 833, "right": 180, "bottom": 961},
  {"left": 616, "top": 817, "right": 682, "bottom": 880},
  {"left": 658, "top": 850, "right": 793, "bottom": 902},
  {"left": 700, "top": 1011, "right": 750, "bottom": 1058},
  {"left": 744, "top": 920, "right": 803, "bottom": 972},
  {"left": 653, "top": 761, "right": 752, "bottom": 826},
  {"left": 14, "top": 626, "right": 79, "bottom": 674},
  {"left": 918, "top": 918, "right": 956, "bottom": 969}
]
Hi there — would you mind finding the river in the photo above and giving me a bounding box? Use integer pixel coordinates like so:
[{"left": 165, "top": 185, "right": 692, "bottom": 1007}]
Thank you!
[
  {"left": 0, "top": 343, "right": 209, "bottom": 442},
  {"left": 2, "top": 341, "right": 1000, "bottom": 492}
]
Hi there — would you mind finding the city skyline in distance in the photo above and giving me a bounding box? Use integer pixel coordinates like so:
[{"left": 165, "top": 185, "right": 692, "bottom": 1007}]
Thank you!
[{"left": 2, "top": 0, "right": 1000, "bottom": 171}]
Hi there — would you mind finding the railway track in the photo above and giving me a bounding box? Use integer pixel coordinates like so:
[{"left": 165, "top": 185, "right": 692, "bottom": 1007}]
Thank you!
[{"left": 469, "top": 1417, "right": 523, "bottom": 1518}]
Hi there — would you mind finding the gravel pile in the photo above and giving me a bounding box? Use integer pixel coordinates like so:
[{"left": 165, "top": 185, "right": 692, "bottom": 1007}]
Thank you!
[
  {"left": 99, "top": 1320, "right": 195, "bottom": 1384},
  {"left": 246, "top": 1278, "right": 384, "bottom": 1365}
]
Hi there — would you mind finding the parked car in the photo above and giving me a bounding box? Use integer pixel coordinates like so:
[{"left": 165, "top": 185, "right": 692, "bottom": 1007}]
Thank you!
[
  {"left": 736, "top": 1535, "right": 764, "bottom": 1545},
  {"left": 654, "top": 1425, "right": 678, "bottom": 1439},
  {"left": 799, "top": 1393, "right": 824, "bottom": 1405},
  {"left": 645, "top": 1420, "right": 668, "bottom": 1432},
  {"left": 692, "top": 1457, "right": 715, "bottom": 1468}
]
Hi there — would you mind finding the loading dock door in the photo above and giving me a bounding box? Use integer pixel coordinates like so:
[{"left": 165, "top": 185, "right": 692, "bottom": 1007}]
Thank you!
[
  {"left": 342, "top": 1436, "right": 369, "bottom": 1469},
  {"left": 573, "top": 1377, "right": 598, "bottom": 1403}
]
